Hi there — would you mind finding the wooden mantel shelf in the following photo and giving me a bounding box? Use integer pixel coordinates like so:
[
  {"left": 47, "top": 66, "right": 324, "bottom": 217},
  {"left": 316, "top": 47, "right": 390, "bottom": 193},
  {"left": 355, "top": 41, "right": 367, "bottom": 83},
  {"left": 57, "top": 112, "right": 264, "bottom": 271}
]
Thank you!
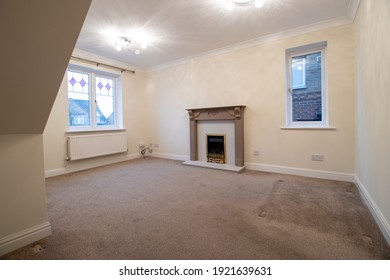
[
  {"left": 186, "top": 105, "right": 246, "bottom": 121},
  {"left": 186, "top": 105, "right": 246, "bottom": 111},
  {"left": 185, "top": 105, "right": 246, "bottom": 167}
]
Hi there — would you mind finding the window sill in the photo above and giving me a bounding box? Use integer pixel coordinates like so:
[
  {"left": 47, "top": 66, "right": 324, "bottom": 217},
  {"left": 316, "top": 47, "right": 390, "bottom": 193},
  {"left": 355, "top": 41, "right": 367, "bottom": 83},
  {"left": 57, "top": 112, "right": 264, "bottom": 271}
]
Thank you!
[
  {"left": 280, "top": 126, "right": 336, "bottom": 131},
  {"left": 66, "top": 128, "right": 126, "bottom": 134}
]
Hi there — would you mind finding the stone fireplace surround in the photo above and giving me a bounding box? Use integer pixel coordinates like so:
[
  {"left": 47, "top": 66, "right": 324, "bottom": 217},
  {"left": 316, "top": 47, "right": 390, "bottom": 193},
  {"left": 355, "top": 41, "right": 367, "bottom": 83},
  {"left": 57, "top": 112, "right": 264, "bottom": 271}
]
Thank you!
[{"left": 183, "top": 105, "right": 246, "bottom": 172}]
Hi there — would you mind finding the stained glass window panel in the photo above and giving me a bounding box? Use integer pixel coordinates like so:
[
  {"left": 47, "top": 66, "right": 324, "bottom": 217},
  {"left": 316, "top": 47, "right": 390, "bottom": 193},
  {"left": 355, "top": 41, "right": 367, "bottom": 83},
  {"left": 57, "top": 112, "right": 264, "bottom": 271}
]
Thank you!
[
  {"left": 95, "top": 76, "right": 115, "bottom": 126},
  {"left": 96, "top": 77, "right": 113, "bottom": 96},
  {"left": 68, "top": 71, "right": 89, "bottom": 94},
  {"left": 67, "top": 70, "right": 90, "bottom": 127}
]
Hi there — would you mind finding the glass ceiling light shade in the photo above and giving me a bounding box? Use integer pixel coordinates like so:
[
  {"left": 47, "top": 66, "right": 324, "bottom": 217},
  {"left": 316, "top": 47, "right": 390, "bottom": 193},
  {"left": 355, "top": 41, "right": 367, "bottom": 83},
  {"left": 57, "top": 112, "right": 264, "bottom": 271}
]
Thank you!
[
  {"left": 102, "top": 27, "right": 154, "bottom": 55},
  {"left": 226, "top": 0, "right": 265, "bottom": 10},
  {"left": 114, "top": 37, "right": 146, "bottom": 55},
  {"left": 115, "top": 37, "right": 130, "bottom": 52}
]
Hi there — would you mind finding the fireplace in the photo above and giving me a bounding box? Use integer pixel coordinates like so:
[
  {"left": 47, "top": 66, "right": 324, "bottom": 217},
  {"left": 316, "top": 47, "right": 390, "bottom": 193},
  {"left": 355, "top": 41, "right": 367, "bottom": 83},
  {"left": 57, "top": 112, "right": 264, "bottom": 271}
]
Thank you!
[
  {"left": 184, "top": 105, "right": 246, "bottom": 172},
  {"left": 207, "top": 134, "right": 225, "bottom": 164}
]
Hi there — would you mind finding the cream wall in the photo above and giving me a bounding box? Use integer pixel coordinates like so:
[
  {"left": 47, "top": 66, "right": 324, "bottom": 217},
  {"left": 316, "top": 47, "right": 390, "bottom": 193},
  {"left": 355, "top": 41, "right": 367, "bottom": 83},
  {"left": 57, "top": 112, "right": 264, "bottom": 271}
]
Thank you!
[
  {"left": 0, "top": 135, "right": 50, "bottom": 255},
  {"left": 0, "top": 0, "right": 91, "bottom": 256},
  {"left": 43, "top": 60, "right": 148, "bottom": 175},
  {"left": 355, "top": 0, "right": 390, "bottom": 242},
  {"left": 146, "top": 25, "right": 355, "bottom": 177}
]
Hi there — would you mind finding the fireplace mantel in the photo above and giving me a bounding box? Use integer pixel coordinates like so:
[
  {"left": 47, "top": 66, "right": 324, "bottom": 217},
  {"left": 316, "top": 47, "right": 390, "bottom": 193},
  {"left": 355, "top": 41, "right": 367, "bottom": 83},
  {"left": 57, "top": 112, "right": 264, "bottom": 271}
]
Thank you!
[{"left": 185, "top": 105, "right": 246, "bottom": 167}]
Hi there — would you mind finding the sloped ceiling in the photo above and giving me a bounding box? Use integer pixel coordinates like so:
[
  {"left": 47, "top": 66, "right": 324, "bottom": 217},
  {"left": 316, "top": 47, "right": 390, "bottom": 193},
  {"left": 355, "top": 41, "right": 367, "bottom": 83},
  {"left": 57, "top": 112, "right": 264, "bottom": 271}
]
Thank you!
[{"left": 0, "top": 0, "right": 91, "bottom": 134}]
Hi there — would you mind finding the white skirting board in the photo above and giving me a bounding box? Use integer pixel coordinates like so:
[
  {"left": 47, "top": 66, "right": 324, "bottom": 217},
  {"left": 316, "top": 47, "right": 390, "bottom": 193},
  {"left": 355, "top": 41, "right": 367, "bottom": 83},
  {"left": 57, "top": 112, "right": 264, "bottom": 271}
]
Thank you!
[
  {"left": 48, "top": 149, "right": 355, "bottom": 182},
  {"left": 45, "top": 153, "right": 141, "bottom": 178},
  {"left": 245, "top": 162, "right": 355, "bottom": 182},
  {"left": 151, "top": 154, "right": 354, "bottom": 182},
  {"left": 149, "top": 152, "right": 190, "bottom": 162},
  {"left": 0, "top": 222, "right": 51, "bottom": 256},
  {"left": 354, "top": 176, "right": 390, "bottom": 245}
]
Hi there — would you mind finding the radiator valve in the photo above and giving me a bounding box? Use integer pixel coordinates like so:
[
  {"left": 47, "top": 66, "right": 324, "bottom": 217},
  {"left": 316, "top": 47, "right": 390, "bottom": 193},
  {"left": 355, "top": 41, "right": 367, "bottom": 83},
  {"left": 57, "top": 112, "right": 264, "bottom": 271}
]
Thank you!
[{"left": 141, "top": 147, "right": 152, "bottom": 159}]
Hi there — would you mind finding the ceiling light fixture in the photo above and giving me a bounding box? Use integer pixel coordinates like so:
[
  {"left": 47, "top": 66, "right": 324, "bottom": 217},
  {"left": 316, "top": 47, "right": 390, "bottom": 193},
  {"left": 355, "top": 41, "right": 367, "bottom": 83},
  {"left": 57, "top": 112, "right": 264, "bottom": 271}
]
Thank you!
[
  {"left": 114, "top": 37, "right": 146, "bottom": 55},
  {"left": 226, "top": 0, "right": 265, "bottom": 10},
  {"left": 102, "top": 28, "right": 154, "bottom": 55}
]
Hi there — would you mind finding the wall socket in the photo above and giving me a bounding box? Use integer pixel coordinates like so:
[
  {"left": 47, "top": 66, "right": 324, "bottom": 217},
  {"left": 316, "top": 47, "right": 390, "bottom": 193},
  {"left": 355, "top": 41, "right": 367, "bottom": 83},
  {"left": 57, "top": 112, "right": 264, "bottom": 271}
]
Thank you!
[
  {"left": 312, "top": 154, "right": 324, "bottom": 161},
  {"left": 138, "top": 143, "right": 145, "bottom": 149},
  {"left": 154, "top": 144, "right": 159, "bottom": 148},
  {"left": 253, "top": 150, "right": 260, "bottom": 156}
]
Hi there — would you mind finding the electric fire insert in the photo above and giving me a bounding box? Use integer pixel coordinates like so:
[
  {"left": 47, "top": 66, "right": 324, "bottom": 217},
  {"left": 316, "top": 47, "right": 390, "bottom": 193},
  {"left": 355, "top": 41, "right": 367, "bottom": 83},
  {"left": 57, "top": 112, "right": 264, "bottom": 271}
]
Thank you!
[{"left": 207, "top": 134, "right": 226, "bottom": 164}]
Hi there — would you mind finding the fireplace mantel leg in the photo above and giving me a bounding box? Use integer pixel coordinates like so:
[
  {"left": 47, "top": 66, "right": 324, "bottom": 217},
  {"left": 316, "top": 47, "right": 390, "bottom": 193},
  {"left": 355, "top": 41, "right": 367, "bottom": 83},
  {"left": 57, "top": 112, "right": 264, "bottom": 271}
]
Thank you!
[
  {"left": 235, "top": 117, "right": 244, "bottom": 167},
  {"left": 189, "top": 119, "right": 198, "bottom": 161}
]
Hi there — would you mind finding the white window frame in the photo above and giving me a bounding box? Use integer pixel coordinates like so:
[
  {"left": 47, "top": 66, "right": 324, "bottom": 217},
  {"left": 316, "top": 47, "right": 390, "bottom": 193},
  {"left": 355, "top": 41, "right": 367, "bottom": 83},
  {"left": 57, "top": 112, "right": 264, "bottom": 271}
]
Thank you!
[
  {"left": 285, "top": 41, "right": 328, "bottom": 128},
  {"left": 67, "top": 65, "right": 123, "bottom": 132}
]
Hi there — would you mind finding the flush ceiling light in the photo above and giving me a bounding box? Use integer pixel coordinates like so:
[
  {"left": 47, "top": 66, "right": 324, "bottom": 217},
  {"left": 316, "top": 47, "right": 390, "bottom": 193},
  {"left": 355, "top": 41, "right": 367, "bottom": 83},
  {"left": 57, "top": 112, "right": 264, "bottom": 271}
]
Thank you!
[
  {"left": 114, "top": 37, "right": 147, "bottom": 55},
  {"left": 102, "top": 28, "right": 152, "bottom": 55},
  {"left": 226, "top": 0, "right": 265, "bottom": 10}
]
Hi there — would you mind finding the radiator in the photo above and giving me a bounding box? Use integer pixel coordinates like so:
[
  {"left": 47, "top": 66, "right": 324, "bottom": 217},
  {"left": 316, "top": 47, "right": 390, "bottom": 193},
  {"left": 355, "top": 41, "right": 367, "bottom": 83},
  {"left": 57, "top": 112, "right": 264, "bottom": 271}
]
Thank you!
[{"left": 67, "top": 133, "right": 128, "bottom": 161}]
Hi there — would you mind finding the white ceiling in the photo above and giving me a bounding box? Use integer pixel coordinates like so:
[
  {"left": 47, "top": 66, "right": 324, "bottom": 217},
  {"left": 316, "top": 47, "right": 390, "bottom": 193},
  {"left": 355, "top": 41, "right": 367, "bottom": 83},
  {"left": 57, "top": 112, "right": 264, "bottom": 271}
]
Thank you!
[{"left": 75, "top": 0, "right": 360, "bottom": 71}]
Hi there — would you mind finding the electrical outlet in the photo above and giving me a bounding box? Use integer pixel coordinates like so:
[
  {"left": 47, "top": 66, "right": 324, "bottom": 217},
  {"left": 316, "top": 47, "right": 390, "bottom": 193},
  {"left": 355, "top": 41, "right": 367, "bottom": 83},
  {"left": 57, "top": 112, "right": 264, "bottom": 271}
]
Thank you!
[
  {"left": 154, "top": 144, "right": 159, "bottom": 148},
  {"left": 253, "top": 150, "right": 260, "bottom": 156},
  {"left": 138, "top": 143, "right": 145, "bottom": 149},
  {"left": 312, "top": 154, "right": 324, "bottom": 161}
]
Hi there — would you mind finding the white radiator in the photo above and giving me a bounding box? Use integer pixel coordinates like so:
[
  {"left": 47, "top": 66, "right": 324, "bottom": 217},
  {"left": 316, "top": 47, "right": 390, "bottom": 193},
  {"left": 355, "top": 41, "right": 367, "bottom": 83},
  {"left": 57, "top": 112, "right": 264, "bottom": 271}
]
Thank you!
[{"left": 67, "top": 133, "right": 128, "bottom": 161}]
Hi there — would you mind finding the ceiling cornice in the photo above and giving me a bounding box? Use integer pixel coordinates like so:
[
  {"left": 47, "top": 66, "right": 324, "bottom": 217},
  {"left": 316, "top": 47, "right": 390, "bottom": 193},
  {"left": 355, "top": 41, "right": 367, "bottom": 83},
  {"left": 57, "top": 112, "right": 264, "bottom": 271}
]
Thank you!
[
  {"left": 146, "top": 13, "right": 357, "bottom": 72},
  {"left": 73, "top": 0, "right": 362, "bottom": 74},
  {"left": 347, "top": 0, "right": 361, "bottom": 22},
  {"left": 146, "top": 0, "right": 361, "bottom": 73}
]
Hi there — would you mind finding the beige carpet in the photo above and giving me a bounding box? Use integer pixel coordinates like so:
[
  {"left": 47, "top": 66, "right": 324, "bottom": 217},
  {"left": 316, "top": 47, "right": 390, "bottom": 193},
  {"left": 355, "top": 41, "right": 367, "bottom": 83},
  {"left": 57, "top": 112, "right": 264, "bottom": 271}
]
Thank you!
[{"left": 2, "top": 158, "right": 390, "bottom": 259}]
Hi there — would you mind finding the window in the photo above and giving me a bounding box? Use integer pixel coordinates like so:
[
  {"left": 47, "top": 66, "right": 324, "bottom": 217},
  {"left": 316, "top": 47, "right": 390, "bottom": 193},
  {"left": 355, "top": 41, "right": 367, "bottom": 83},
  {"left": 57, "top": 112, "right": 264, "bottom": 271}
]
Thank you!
[
  {"left": 67, "top": 66, "right": 122, "bottom": 130},
  {"left": 285, "top": 41, "right": 328, "bottom": 128},
  {"left": 291, "top": 57, "right": 306, "bottom": 89}
]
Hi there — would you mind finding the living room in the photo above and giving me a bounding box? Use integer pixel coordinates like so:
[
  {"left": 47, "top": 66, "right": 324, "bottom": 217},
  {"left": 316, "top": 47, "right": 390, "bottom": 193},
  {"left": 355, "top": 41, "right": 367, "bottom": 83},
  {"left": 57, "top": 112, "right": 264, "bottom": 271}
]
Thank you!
[{"left": 0, "top": 0, "right": 389, "bottom": 266}]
